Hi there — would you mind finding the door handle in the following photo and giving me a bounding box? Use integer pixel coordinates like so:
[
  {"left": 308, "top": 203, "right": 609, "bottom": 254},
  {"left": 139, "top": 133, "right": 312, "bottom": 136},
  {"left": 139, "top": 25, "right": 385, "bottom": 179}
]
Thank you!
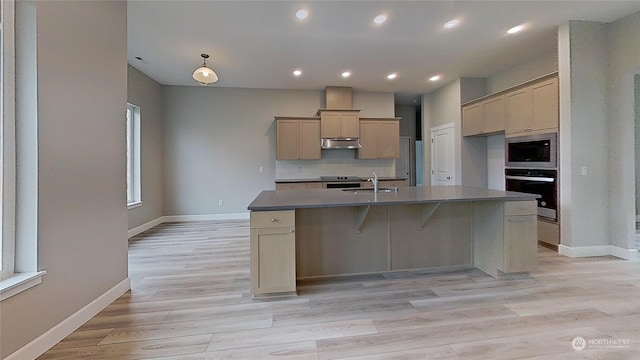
[{"left": 446, "top": 176, "right": 451, "bottom": 179}]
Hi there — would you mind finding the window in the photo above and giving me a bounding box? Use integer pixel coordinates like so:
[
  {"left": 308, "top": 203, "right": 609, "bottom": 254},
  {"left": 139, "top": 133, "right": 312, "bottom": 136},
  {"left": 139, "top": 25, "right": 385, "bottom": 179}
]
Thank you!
[
  {"left": 1, "top": 0, "right": 45, "bottom": 300},
  {"left": 1, "top": 0, "right": 17, "bottom": 280},
  {"left": 126, "top": 103, "right": 141, "bottom": 208}
]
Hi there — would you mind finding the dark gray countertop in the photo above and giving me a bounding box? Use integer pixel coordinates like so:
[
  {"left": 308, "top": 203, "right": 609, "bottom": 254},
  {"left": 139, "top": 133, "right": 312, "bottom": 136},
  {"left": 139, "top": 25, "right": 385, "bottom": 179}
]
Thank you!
[{"left": 248, "top": 185, "right": 539, "bottom": 211}]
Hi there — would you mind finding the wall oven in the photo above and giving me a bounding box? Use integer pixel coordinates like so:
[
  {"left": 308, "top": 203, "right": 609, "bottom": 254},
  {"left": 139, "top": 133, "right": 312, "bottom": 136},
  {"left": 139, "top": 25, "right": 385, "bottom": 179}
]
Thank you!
[
  {"left": 505, "top": 168, "right": 557, "bottom": 220},
  {"left": 506, "top": 133, "right": 557, "bottom": 168}
]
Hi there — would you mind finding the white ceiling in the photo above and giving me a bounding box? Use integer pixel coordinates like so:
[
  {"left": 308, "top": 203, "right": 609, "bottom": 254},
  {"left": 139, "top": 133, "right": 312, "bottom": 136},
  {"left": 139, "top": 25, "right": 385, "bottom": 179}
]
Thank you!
[{"left": 128, "top": 1, "right": 640, "bottom": 104}]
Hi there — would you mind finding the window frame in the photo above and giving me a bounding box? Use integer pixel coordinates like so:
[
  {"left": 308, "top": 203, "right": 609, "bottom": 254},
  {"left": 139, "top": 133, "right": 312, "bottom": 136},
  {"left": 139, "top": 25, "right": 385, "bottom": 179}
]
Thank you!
[
  {"left": 126, "top": 103, "right": 142, "bottom": 209},
  {"left": 0, "top": 0, "right": 45, "bottom": 300}
]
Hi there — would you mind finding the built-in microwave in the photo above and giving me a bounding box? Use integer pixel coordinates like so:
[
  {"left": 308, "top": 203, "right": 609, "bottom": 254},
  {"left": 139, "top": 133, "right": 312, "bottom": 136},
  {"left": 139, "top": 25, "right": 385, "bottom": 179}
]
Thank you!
[{"left": 505, "top": 133, "right": 557, "bottom": 168}]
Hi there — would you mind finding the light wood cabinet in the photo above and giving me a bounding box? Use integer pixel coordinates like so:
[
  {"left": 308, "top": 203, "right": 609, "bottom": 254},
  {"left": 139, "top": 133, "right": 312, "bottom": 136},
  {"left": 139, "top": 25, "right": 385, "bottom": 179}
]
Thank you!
[
  {"left": 506, "top": 77, "right": 558, "bottom": 135},
  {"left": 380, "top": 179, "right": 408, "bottom": 188},
  {"left": 462, "top": 74, "right": 558, "bottom": 137},
  {"left": 360, "top": 179, "right": 408, "bottom": 188},
  {"left": 305, "top": 182, "right": 323, "bottom": 190},
  {"left": 462, "top": 95, "right": 505, "bottom": 136},
  {"left": 319, "top": 110, "right": 360, "bottom": 138},
  {"left": 483, "top": 95, "right": 506, "bottom": 133},
  {"left": 275, "top": 182, "right": 322, "bottom": 190},
  {"left": 250, "top": 210, "right": 296, "bottom": 297},
  {"left": 358, "top": 120, "right": 400, "bottom": 159},
  {"left": 473, "top": 200, "right": 537, "bottom": 276},
  {"left": 275, "top": 182, "right": 307, "bottom": 190},
  {"left": 503, "top": 201, "right": 537, "bottom": 273},
  {"left": 276, "top": 118, "right": 321, "bottom": 160},
  {"left": 462, "top": 103, "right": 484, "bottom": 136}
]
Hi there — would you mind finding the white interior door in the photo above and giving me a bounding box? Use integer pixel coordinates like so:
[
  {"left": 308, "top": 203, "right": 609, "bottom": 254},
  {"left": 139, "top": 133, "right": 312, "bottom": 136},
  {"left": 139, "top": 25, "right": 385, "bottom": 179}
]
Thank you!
[
  {"left": 431, "top": 124, "right": 455, "bottom": 186},
  {"left": 396, "top": 137, "right": 412, "bottom": 185}
]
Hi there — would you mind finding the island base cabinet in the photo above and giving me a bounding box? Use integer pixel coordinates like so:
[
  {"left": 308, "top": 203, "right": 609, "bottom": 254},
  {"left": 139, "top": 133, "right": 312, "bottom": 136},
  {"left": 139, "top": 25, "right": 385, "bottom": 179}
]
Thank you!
[
  {"left": 250, "top": 211, "right": 296, "bottom": 298},
  {"left": 473, "top": 201, "right": 537, "bottom": 276},
  {"left": 504, "top": 214, "right": 537, "bottom": 273}
]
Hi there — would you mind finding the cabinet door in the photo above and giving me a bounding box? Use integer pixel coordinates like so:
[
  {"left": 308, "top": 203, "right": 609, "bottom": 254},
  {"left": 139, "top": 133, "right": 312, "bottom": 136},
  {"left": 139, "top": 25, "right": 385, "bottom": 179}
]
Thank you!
[
  {"left": 275, "top": 182, "right": 307, "bottom": 190},
  {"left": 305, "top": 182, "right": 323, "bottom": 190},
  {"left": 340, "top": 113, "right": 360, "bottom": 138},
  {"left": 505, "top": 87, "right": 532, "bottom": 135},
  {"left": 483, "top": 95, "right": 505, "bottom": 133},
  {"left": 250, "top": 227, "right": 296, "bottom": 295},
  {"left": 377, "top": 121, "right": 400, "bottom": 158},
  {"left": 320, "top": 112, "right": 341, "bottom": 138},
  {"left": 276, "top": 120, "right": 299, "bottom": 160},
  {"left": 462, "top": 103, "right": 484, "bottom": 136},
  {"left": 531, "top": 78, "right": 558, "bottom": 132},
  {"left": 298, "top": 120, "right": 321, "bottom": 159},
  {"left": 357, "top": 121, "right": 378, "bottom": 159},
  {"left": 503, "top": 214, "right": 537, "bottom": 273},
  {"left": 379, "top": 179, "right": 407, "bottom": 187}
]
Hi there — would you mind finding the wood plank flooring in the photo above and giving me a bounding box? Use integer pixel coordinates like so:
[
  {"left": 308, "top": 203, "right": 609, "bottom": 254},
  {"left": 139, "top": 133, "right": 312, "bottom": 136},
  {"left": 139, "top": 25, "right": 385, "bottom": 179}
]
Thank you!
[{"left": 38, "top": 220, "right": 640, "bottom": 359}]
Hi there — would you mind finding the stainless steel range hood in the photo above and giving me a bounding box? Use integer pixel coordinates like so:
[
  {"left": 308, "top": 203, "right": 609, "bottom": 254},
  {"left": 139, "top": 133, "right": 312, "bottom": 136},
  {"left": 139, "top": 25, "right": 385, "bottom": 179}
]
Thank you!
[{"left": 321, "top": 138, "right": 361, "bottom": 149}]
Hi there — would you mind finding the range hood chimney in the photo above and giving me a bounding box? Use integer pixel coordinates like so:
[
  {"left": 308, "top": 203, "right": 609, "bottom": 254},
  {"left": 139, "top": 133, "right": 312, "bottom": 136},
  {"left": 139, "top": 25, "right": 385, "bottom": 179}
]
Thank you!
[
  {"left": 325, "top": 86, "right": 353, "bottom": 110},
  {"left": 320, "top": 86, "right": 361, "bottom": 149}
]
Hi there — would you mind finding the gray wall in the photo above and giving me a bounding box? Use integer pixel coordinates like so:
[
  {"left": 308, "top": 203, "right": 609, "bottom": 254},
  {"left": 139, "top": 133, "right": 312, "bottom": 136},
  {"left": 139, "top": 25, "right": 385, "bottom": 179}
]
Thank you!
[
  {"left": 557, "top": 12, "right": 640, "bottom": 250},
  {"left": 607, "top": 11, "right": 640, "bottom": 248},
  {"left": 162, "top": 87, "right": 396, "bottom": 216},
  {"left": 127, "top": 65, "right": 164, "bottom": 229},
  {"left": 558, "top": 21, "right": 610, "bottom": 248},
  {"left": 395, "top": 104, "right": 417, "bottom": 138},
  {"left": 487, "top": 52, "right": 558, "bottom": 94},
  {"left": 1, "top": 1, "right": 128, "bottom": 358},
  {"left": 636, "top": 74, "right": 640, "bottom": 219},
  {"left": 422, "top": 78, "right": 488, "bottom": 188}
]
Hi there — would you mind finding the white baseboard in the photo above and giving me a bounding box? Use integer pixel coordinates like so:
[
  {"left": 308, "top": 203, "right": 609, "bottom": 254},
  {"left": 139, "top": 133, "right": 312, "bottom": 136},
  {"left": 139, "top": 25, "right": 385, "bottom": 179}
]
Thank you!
[
  {"left": 610, "top": 245, "right": 639, "bottom": 260},
  {"left": 162, "top": 213, "right": 250, "bottom": 222},
  {"left": 5, "top": 278, "right": 130, "bottom": 360},
  {"left": 128, "top": 216, "right": 163, "bottom": 238},
  {"left": 559, "top": 244, "right": 639, "bottom": 260}
]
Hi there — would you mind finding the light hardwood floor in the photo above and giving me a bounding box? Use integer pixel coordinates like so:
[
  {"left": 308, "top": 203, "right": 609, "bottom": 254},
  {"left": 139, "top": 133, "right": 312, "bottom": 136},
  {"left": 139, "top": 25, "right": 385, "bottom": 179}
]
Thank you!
[{"left": 38, "top": 220, "right": 640, "bottom": 359}]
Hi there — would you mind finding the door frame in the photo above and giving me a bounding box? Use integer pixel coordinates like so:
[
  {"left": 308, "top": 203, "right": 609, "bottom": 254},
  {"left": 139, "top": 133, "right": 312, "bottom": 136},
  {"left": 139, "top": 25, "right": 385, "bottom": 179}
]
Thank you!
[
  {"left": 430, "top": 122, "right": 456, "bottom": 186},
  {"left": 398, "top": 136, "right": 414, "bottom": 186}
]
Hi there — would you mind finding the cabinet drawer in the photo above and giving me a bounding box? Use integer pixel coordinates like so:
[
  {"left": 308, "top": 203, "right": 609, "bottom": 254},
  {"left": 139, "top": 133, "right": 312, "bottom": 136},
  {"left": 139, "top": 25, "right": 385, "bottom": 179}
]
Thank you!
[
  {"left": 306, "top": 182, "right": 323, "bottom": 189},
  {"left": 275, "top": 183, "right": 307, "bottom": 190},
  {"left": 504, "top": 201, "right": 537, "bottom": 216},
  {"left": 251, "top": 210, "right": 295, "bottom": 228}
]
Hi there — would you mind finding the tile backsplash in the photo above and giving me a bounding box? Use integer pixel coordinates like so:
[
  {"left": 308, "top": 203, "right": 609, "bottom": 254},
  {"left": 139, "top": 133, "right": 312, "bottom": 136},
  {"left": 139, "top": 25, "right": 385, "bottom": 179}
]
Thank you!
[{"left": 276, "top": 149, "right": 395, "bottom": 179}]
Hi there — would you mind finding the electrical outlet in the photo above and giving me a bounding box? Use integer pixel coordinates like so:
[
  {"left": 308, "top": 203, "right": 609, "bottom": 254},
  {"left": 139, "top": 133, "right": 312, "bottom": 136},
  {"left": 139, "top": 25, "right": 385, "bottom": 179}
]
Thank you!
[
  {"left": 218, "top": 200, "right": 223, "bottom": 206},
  {"left": 580, "top": 166, "right": 588, "bottom": 176},
  {"left": 259, "top": 166, "right": 264, "bottom": 173}
]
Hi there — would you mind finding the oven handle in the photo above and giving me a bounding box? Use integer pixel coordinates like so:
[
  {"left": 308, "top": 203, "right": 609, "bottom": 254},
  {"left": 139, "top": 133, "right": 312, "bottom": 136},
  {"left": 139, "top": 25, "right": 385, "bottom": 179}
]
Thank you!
[{"left": 505, "top": 175, "right": 555, "bottom": 183}]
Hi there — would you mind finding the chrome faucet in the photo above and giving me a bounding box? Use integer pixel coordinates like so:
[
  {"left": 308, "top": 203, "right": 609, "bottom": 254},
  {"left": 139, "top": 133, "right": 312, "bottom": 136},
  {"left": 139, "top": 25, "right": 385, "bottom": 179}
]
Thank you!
[{"left": 368, "top": 171, "right": 379, "bottom": 193}]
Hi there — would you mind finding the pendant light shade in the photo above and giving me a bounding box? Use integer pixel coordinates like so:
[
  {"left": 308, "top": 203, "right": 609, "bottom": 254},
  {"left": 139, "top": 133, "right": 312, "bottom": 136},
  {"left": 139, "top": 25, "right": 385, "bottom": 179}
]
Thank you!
[{"left": 192, "top": 54, "right": 218, "bottom": 85}]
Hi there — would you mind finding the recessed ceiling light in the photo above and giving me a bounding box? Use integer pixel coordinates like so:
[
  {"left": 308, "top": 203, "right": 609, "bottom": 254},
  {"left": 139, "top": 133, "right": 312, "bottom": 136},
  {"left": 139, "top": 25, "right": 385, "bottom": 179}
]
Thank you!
[
  {"left": 296, "top": 9, "right": 309, "bottom": 20},
  {"left": 341, "top": 71, "right": 351, "bottom": 78},
  {"left": 292, "top": 69, "right": 302, "bottom": 77},
  {"left": 444, "top": 19, "right": 458, "bottom": 29},
  {"left": 429, "top": 75, "right": 441, "bottom": 82},
  {"left": 374, "top": 14, "right": 387, "bottom": 24},
  {"left": 387, "top": 73, "right": 397, "bottom": 80},
  {"left": 507, "top": 25, "right": 524, "bottom": 34}
]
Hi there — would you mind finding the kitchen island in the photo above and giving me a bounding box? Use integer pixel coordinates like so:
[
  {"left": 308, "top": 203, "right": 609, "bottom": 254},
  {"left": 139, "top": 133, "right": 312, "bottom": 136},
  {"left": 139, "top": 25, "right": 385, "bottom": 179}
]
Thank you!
[{"left": 247, "top": 186, "right": 539, "bottom": 298}]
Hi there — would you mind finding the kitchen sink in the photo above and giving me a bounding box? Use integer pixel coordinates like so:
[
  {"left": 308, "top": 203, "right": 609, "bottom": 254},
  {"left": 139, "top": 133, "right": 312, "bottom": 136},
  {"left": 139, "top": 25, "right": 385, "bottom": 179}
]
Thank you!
[{"left": 341, "top": 188, "right": 395, "bottom": 193}]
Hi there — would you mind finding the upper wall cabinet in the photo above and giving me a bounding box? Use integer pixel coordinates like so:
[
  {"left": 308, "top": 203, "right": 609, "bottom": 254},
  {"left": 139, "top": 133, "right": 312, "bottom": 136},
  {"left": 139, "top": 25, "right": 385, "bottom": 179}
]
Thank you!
[
  {"left": 462, "top": 73, "right": 558, "bottom": 137},
  {"left": 462, "top": 95, "right": 505, "bottom": 136},
  {"left": 318, "top": 110, "right": 360, "bottom": 138},
  {"left": 276, "top": 118, "right": 321, "bottom": 160},
  {"left": 358, "top": 119, "right": 400, "bottom": 159},
  {"left": 506, "top": 76, "right": 558, "bottom": 136}
]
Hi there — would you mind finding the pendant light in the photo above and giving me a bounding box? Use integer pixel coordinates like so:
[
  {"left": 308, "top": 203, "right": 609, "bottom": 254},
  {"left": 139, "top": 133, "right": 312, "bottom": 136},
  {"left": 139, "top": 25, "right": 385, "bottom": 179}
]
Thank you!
[{"left": 192, "top": 54, "right": 218, "bottom": 85}]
